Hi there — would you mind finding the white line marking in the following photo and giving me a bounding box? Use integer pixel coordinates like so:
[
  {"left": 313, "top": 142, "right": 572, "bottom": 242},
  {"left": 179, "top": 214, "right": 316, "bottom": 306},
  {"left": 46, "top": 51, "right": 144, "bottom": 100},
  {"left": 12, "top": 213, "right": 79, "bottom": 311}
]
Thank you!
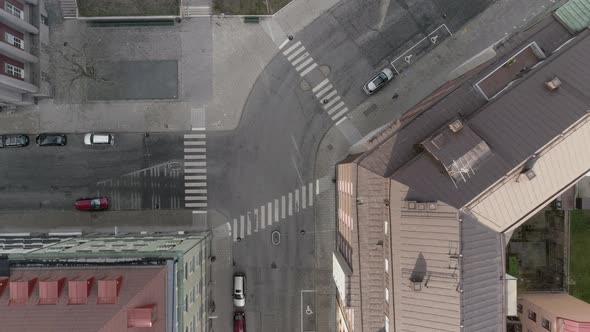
[
  {"left": 291, "top": 135, "right": 301, "bottom": 157},
  {"left": 288, "top": 192, "right": 293, "bottom": 216},
  {"left": 316, "top": 179, "right": 319, "bottom": 195},
  {"left": 312, "top": 78, "right": 329, "bottom": 93},
  {"left": 240, "top": 216, "right": 245, "bottom": 239},
  {"left": 331, "top": 107, "right": 349, "bottom": 121},
  {"left": 267, "top": 203, "right": 272, "bottom": 226},
  {"left": 323, "top": 96, "right": 341, "bottom": 110},
  {"left": 291, "top": 155, "right": 304, "bottom": 186},
  {"left": 184, "top": 155, "right": 206, "bottom": 160},
  {"left": 185, "top": 196, "right": 207, "bottom": 201},
  {"left": 192, "top": 127, "right": 206, "bottom": 131},
  {"left": 185, "top": 189, "right": 207, "bottom": 194},
  {"left": 186, "top": 202, "right": 207, "bottom": 208},
  {"left": 322, "top": 90, "right": 338, "bottom": 102},
  {"left": 233, "top": 219, "right": 238, "bottom": 241},
  {"left": 184, "top": 175, "right": 207, "bottom": 180},
  {"left": 185, "top": 161, "right": 206, "bottom": 167},
  {"left": 302, "top": 185, "right": 307, "bottom": 209},
  {"left": 254, "top": 209, "right": 259, "bottom": 232},
  {"left": 291, "top": 51, "right": 310, "bottom": 66},
  {"left": 192, "top": 210, "right": 207, "bottom": 214},
  {"left": 279, "top": 38, "right": 290, "bottom": 50},
  {"left": 185, "top": 183, "right": 206, "bottom": 187},
  {"left": 315, "top": 84, "right": 333, "bottom": 98},
  {"left": 185, "top": 169, "right": 207, "bottom": 173},
  {"left": 274, "top": 199, "right": 279, "bottom": 222},
  {"left": 296, "top": 57, "right": 314, "bottom": 72},
  {"left": 283, "top": 41, "right": 301, "bottom": 56},
  {"left": 261, "top": 205, "right": 266, "bottom": 230},
  {"left": 282, "top": 195, "right": 286, "bottom": 219},
  {"left": 335, "top": 116, "right": 347, "bottom": 126},
  {"left": 184, "top": 141, "right": 206, "bottom": 146},
  {"left": 327, "top": 101, "right": 345, "bottom": 115},
  {"left": 287, "top": 46, "right": 305, "bottom": 61},
  {"left": 308, "top": 183, "right": 313, "bottom": 206},
  {"left": 299, "top": 62, "right": 317, "bottom": 77},
  {"left": 184, "top": 134, "right": 206, "bottom": 139},
  {"left": 295, "top": 189, "right": 300, "bottom": 212},
  {"left": 184, "top": 148, "right": 206, "bottom": 153},
  {"left": 246, "top": 214, "right": 251, "bottom": 236}
]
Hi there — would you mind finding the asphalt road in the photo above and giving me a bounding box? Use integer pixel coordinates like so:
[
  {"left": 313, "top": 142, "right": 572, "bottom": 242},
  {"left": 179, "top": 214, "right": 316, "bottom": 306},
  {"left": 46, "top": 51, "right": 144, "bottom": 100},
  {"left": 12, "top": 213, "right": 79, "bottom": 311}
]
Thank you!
[
  {"left": 205, "top": 0, "right": 496, "bottom": 331},
  {"left": 0, "top": 133, "right": 185, "bottom": 211}
]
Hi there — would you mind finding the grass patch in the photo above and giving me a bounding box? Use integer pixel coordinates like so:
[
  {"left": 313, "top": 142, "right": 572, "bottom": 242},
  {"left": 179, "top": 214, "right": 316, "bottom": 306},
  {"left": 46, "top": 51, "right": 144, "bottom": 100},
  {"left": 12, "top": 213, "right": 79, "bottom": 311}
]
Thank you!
[
  {"left": 77, "top": 0, "right": 180, "bottom": 17},
  {"left": 570, "top": 210, "right": 590, "bottom": 303},
  {"left": 212, "top": 0, "right": 291, "bottom": 15}
]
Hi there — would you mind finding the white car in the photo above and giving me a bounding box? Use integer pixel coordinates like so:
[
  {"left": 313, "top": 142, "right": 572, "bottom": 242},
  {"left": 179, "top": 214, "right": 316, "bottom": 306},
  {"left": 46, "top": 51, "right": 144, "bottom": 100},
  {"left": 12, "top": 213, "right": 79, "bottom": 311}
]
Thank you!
[
  {"left": 363, "top": 68, "right": 395, "bottom": 95},
  {"left": 84, "top": 133, "right": 114, "bottom": 145},
  {"left": 233, "top": 273, "right": 246, "bottom": 307}
]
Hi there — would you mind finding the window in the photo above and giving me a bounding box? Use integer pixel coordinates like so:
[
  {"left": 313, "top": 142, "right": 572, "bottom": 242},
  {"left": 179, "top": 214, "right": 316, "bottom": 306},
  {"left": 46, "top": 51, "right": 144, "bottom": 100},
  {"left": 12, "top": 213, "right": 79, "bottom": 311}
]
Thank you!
[
  {"left": 41, "top": 15, "right": 48, "bottom": 25},
  {"left": 192, "top": 315, "right": 196, "bottom": 332},
  {"left": 5, "top": 2, "right": 23, "bottom": 19},
  {"left": 191, "top": 286, "right": 195, "bottom": 304},
  {"left": 6, "top": 33, "right": 23, "bottom": 49},
  {"left": 385, "top": 258, "right": 389, "bottom": 273},
  {"left": 517, "top": 303, "right": 523, "bottom": 314},
  {"left": 189, "top": 258, "right": 194, "bottom": 274},
  {"left": 184, "top": 262, "right": 188, "bottom": 279},
  {"left": 542, "top": 318, "right": 551, "bottom": 331},
  {"left": 5, "top": 64, "right": 23, "bottom": 78},
  {"left": 384, "top": 221, "right": 388, "bottom": 235},
  {"left": 528, "top": 309, "right": 537, "bottom": 322},
  {"left": 385, "top": 288, "right": 389, "bottom": 303},
  {"left": 185, "top": 295, "right": 188, "bottom": 312}
]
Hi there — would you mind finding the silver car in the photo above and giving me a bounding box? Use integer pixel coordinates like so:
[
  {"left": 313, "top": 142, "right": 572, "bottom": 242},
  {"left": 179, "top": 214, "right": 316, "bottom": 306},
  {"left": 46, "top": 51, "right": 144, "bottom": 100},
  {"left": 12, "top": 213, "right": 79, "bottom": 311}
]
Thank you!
[
  {"left": 84, "top": 133, "right": 114, "bottom": 145},
  {"left": 363, "top": 68, "right": 395, "bottom": 95}
]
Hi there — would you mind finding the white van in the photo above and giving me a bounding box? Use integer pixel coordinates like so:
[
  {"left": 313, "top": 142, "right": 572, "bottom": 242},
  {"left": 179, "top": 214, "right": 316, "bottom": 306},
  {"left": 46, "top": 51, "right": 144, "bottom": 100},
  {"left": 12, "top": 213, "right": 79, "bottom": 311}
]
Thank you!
[
  {"left": 233, "top": 273, "right": 246, "bottom": 307},
  {"left": 84, "top": 133, "right": 114, "bottom": 145}
]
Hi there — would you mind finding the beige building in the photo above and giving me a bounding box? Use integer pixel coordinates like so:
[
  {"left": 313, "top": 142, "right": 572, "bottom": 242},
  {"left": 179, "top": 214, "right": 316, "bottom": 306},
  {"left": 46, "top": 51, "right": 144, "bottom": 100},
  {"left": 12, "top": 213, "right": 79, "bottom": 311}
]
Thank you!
[
  {"left": 518, "top": 293, "right": 590, "bottom": 332},
  {"left": 333, "top": 13, "right": 590, "bottom": 332}
]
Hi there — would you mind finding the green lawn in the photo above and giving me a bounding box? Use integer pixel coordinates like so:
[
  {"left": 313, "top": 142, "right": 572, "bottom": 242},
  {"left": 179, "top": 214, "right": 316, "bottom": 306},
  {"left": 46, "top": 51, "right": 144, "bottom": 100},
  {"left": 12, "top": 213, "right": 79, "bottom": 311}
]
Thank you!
[
  {"left": 569, "top": 210, "right": 590, "bottom": 303},
  {"left": 77, "top": 0, "right": 180, "bottom": 17}
]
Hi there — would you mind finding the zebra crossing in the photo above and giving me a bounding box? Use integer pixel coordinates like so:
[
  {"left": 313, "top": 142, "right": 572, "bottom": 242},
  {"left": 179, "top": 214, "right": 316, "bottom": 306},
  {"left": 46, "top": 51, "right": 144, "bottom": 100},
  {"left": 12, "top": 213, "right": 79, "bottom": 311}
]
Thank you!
[
  {"left": 232, "top": 180, "right": 320, "bottom": 242},
  {"left": 184, "top": 131, "right": 207, "bottom": 213},
  {"left": 280, "top": 39, "right": 350, "bottom": 124}
]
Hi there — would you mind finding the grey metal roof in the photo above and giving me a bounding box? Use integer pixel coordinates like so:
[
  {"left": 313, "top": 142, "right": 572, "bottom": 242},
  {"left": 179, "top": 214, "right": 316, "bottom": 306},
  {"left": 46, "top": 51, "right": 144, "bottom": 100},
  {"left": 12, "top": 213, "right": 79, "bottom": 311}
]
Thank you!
[
  {"left": 555, "top": 0, "right": 590, "bottom": 33},
  {"left": 393, "top": 31, "right": 590, "bottom": 208},
  {"left": 460, "top": 213, "right": 504, "bottom": 332}
]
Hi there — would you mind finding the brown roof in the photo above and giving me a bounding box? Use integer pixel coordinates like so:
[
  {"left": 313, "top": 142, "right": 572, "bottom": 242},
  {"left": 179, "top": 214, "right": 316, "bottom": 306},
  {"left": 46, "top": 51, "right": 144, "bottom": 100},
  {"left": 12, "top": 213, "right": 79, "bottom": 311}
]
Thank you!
[{"left": 0, "top": 266, "right": 167, "bottom": 332}]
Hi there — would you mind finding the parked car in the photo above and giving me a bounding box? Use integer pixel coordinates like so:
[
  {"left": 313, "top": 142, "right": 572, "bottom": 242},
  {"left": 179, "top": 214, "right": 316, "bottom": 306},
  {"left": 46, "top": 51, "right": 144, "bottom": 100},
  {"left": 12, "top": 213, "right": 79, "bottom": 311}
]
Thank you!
[
  {"left": 233, "top": 273, "right": 246, "bottom": 307},
  {"left": 0, "top": 134, "right": 29, "bottom": 148},
  {"left": 36, "top": 133, "right": 67, "bottom": 146},
  {"left": 84, "top": 133, "right": 114, "bottom": 146},
  {"left": 75, "top": 197, "right": 109, "bottom": 211},
  {"left": 233, "top": 311, "right": 245, "bottom": 332},
  {"left": 363, "top": 68, "right": 395, "bottom": 95}
]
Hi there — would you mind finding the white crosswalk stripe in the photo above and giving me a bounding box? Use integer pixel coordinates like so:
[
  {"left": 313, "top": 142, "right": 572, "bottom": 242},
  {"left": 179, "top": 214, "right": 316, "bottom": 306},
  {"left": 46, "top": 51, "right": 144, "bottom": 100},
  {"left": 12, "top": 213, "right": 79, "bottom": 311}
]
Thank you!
[
  {"left": 231, "top": 181, "right": 321, "bottom": 242},
  {"left": 184, "top": 130, "right": 207, "bottom": 213},
  {"left": 287, "top": 46, "right": 306, "bottom": 61}
]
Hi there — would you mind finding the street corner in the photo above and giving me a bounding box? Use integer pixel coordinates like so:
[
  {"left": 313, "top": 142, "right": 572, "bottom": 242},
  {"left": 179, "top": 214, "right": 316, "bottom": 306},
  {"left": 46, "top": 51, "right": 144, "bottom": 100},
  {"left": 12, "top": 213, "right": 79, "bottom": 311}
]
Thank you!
[{"left": 301, "top": 289, "right": 316, "bottom": 332}]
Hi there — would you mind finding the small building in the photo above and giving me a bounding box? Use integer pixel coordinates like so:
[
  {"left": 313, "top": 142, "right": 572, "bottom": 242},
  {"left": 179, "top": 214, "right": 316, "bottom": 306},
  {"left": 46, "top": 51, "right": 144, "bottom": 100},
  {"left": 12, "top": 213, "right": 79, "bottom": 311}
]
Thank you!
[
  {"left": 518, "top": 293, "right": 590, "bottom": 332},
  {"left": 0, "top": 231, "right": 210, "bottom": 332},
  {"left": 0, "top": 0, "right": 51, "bottom": 107}
]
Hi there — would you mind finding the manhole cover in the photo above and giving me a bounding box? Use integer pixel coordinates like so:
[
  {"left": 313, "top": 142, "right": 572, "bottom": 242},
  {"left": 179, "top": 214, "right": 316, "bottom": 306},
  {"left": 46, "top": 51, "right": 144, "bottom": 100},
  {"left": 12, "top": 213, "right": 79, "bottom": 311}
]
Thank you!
[
  {"left": 168, "top": 162, "right": 182, "bottom": 170},
  {"left": 271, "top": 230, "right": 281, "bottom": 245}
]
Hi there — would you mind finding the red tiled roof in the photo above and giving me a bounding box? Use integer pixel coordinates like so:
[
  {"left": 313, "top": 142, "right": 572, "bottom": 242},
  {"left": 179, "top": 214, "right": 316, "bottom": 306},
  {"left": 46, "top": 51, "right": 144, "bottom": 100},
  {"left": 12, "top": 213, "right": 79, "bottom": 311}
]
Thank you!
[
  {"left": 0, "top": 266, "right": 168, "bottom": 332},
  {"left": 68, "top": 277, "right": 93, "bottom": 305},
  {"left": 97, "top": 276, "right": 122, "bottom": 304}
]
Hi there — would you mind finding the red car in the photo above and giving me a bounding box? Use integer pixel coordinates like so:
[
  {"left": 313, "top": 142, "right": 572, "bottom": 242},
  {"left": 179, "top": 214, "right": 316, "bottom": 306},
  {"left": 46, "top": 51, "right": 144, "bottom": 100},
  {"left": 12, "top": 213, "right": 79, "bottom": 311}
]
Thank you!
[
  {"left": 75, "top": 197, "right": 109, "bottom": 211},
  {"left": 234, "top": 311, "right": 245, "bottom": 332}
]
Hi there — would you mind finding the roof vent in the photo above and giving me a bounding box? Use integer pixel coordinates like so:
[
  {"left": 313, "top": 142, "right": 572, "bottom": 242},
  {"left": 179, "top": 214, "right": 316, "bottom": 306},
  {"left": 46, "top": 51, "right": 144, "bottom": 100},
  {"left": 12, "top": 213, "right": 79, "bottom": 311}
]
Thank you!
[
  {"left": 38, "top": 277, "right": 65, "bottom": 305},
  {"left": 428, "top": 203, "right": 437, "bottom": 210},
  {"left": 448, "top": 120, "right": 464, "bottom": 133},
  {"left": 128, "top": 304, "right": 157, "bottom": 328},
  {"left": 407, "top": 201, "right": 417, "bottom": 209},
  {"left": 545, "top": 76, "right": 561, "bottom": 91},
  {"left": 9, "top": 278, "right": 37, "bottom": 305},
  {"left": 67, "top": 277, "right": 94, "bottom": 305},
  {"left": 97, "top": 276, "right": 122, "bottom": 304},
  {"left": 417, "top": 203, "right": 426, "bottom": 210}
]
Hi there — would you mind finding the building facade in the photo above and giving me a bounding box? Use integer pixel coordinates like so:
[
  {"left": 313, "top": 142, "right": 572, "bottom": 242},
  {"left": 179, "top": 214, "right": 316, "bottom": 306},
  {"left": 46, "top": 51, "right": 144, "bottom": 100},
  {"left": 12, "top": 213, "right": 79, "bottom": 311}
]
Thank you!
[
  {"left": 0, "top": 0, "right": 50, "bottom": 108},
  {"left": 0, "top": 231, "right": 210, "bottom": 332},
  {"left": 518, "top": 293, "right": 590, "bottom": 332}
]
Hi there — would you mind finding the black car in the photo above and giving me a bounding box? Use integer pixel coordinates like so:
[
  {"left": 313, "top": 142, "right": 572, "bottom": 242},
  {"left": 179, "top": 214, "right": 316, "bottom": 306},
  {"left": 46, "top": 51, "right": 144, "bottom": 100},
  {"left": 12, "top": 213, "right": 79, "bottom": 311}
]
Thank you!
[
  {"left": 0, "top": 134, "right": 29, "bottom": 148},
  {"left": 36, "top": 133, "right": 67, "bottom": 146}
]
